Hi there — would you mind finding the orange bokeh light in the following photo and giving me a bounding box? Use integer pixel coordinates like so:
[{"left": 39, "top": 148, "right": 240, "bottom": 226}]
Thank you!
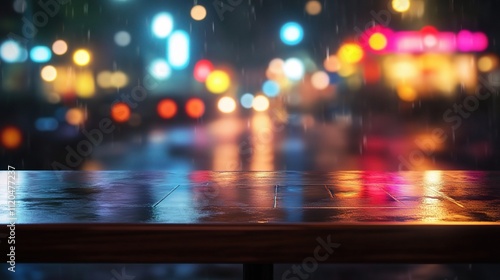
[
  {"left": 185, "top": 98, "right": 205, "bottom": 118},
  {"left": 157, "top": 99, "right": 177, "bottom": 119},
  {"left": 111, "top": 102, "right": 131, "bottom": 123},
  {"left": 1, "top": 126, "right": 22, "bottom": 149}
]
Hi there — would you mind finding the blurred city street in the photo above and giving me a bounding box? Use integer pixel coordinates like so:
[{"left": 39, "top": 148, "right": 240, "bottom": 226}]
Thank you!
[{"left": 1, "top": 0, "right": 500, "bottom": 279}]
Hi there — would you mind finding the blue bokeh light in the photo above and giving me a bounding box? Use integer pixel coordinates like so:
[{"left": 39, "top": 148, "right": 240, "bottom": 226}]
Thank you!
[
  {"left": 30, "top": 46, "right": 52, "bottom": 63},
  {"left": 240, "top": 93, "right": 254, "bottom": 109},
  {"left": 35, "top": 117, "right": 59, "bottom": 131},
  {"left": 262, "top": 80, "right": 280, "bottom": 97},
  {"left": 280, "top": 22, "right": 304, "bottom": 46}
]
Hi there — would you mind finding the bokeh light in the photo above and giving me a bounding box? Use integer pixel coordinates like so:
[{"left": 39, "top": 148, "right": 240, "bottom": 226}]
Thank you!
[
  {"left": 75, "top": 71, "right": 96, "bottom": 98},
  {"left": 65, "top": 108, "right": 85, "bottom": 126},
  {"left": 30, "top": 46, "right": 52, "bottom": 63},
  {"left": 423, "top": 34, "right": 438, "bottom": 48},
  {"left": 40, "top": 65, "right": 57, "bottom": 82},
  {"left": 269, "top": 58, "right": 284, "bottom": 73},
  {"left": 252, "top": 95, "right": 270, "bottom": 112},
  {"left": 267, "top": 58, "right": 286, "bottom": 80},
  {"left": 73, "top": 49, "right": 91, "bottom": 66},
  {"left": 368, "top": 33, "right": 388, "bottom": 51},
  {"left": 324, "top": 55, "right": 341, "bottom": 72},
  {"left": 52, "top": 40, "right": 68, "bottom": 55},
  {"left": 311, "top": 71, "right": 330, "bottom": 90},
  {"left": 240, "top": 93, "right": 254, "bottom": 109},
  {"left": 114, "top": 31, "right": 131, "bottom": 47},
  {"left": 338, "top": 43, "right": 364, "bottom": 64},
  {"left": 186, "top": 98, "right": 205, "bottom": 118},
  {"left": 149, "top": 59, "right": 171, "bottom": 80},
  {"left": 35, "top": 117, "right": 58, "bottom": 132},
  {"left": 280, "top": 22, "right": 304, "bottom": 45},
  {"left": 397, "top": 84, "right": 418, "bottom": 102},
  {"left": 305, "top": 1, "right": 322, "bottom": 15},
  {"left": 97, "top": 71, "right": 113, "bottom": 88},
  {"left": 111, "top": 102, "right": 131, "bottom": 123},
  {"left": 13, "top": 0, "right": 26, "bottom": 13},
  {"left": 478, "top": 55, "right": 498, "bottom": 72},
  {"left": 206, "top": 70, "right": 231, "bottom": 94},
  {"left": 191, "top": 5, "right": 207, "bottom": 21},
  {"left": 1, "top": 126, "right": 22, "bottom": 149},
  {"left": 284, "top": 58, "right": 305, "bottom": 81},
  {"left": 218, "top": 96, "right": 237, "bottom": 113},
  {"left": 193, "top": 59, "right": 214, "bottom": 82},
  {"left": 262, "top": 80, "right": 280, "bottom": 97},
  {"left": 152, "top": 12, "right": 174, "bottom": 38},
  {"left": 168, "top": 30, "right": 190, "bottom": 70},
  {"left": 157, "top": 99, "right": 177, "bottom": 119},
  {"left": 0, "top": 40, "right": 23, "bottom": 63},
  {"left": 110, "top": 71, "right": 129, "bottom": 88},
  {"left": 392, "top": 0, "right": 411, "bottom": 13}
]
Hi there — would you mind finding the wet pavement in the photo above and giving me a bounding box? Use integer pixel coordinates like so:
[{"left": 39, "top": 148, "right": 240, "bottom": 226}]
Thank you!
[{"left": 1, "top": 170, "right": 499, "bottom": 224}]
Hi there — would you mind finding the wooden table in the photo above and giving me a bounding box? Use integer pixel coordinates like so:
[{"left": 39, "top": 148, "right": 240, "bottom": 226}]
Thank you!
[{"left": 1, "top": 171, "right": 499, "bottom": 279}]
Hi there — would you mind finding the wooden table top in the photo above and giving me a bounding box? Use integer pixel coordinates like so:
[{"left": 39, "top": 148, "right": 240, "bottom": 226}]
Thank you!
[{"left": 1, "top": 170, "right": 499, "bottom": 263}]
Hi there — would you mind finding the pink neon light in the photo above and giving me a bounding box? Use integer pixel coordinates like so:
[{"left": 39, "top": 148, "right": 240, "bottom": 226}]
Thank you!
[
  {"left": 475, "top": 32, "right": 488, "bottom": 51},
  {"left": 365, "top": 29, "right": 488, "bottom": 53}
]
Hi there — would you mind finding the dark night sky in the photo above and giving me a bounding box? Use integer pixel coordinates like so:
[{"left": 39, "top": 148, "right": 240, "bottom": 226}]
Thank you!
[{"left": 1, "top": 0, "right": 499, "bottom": 68}]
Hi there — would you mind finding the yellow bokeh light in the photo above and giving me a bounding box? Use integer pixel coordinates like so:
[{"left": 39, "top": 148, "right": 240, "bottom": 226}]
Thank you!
[
  {"left": 206, "top": 70, "right": 231, "bottom": 94},
  {"left": 369, "top": 33, "right": 388, "bottom": 51},
  {"left": 397, "top": 84, "right": 417, "bottom": 102},
  {"left": 111, "top": 71, "right": 128, "bottom": 88},
  {"left": 97, "top": 71, "right": 113, "bottom": 88},
  {"left": 478, "top": 55, "right": 497, "bottom": 72},
  {"left": 217, "top": 96, "right": 237, "bottom": 113},
  {"left": 392, "top": 0, "right": 411, "bottom": 13},
  {"left": 252, "top": 95, "right": 270, "bottom": 112},
  {"left": 52, "top": 40, "right": 68, "bottom": 55},
  {"left": 305, "top": 1, "right": 322, "bottom": 15},
  {"left": 395, "top": 62, "right": 416, "bottom": 78},
  {"left": 338, "top": 43, "right": 364, "bottom": 64},
  {"left": 66, "top": 108, "right": 85, "bottom": 125},
  {"left": 191, "top": 5, "right": 207, "bottom": 21},
  {"left": 73, "top": 49, "right": 91, "bottom": 66},
  {"left": 75, "top": 71, "right": 95, "bottom": 98},
  {"left": 41, "top": 65, "right": 57, "bottom": 82},
  {"left": 323, "top": 55, "right": 341, "bottom": 72}
]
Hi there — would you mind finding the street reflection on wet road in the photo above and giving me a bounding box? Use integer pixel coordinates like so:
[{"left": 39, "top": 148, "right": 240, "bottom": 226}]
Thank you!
[
  {"left": 1, "top": 170, "right": 499, "bottom": 224},
  {"left": 83, "top": 112, "right": 471, "bottom": 172}
]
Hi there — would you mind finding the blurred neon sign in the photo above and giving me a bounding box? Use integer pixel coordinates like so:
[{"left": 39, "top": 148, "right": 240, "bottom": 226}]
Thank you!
[{"left": 362, "top": 26, "right": 488, "bottom": 53}]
